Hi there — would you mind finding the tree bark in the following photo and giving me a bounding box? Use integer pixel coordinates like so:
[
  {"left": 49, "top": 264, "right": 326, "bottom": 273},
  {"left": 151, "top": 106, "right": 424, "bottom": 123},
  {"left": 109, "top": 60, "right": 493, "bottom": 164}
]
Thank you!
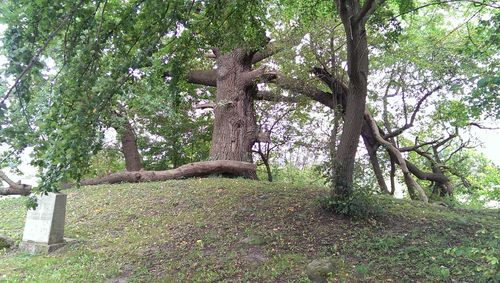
[
  {"left": 364, "top": 111, "right": 428, "bottom": 202},
  {"left": 187, "top": 70, "right": 217, "bottom": 87},
  {"left": 76, "top": 160, "right": 257, "bottom": 186},
  {"left": 263, "top": 158, "right": 273, "bottom": 182},
  {"left": 0, "top": 185, "right": 31, "bottom": 196},
  {"left": 118, "top": 119, "right": 142, "bottom": 171},
  {"left": 332, "top": 1, "right": 371, "bottom": 199},
  {"left": 255, "top": 143, "right": 273, "bottom": 182},
  {"left": 209, "top": 49, "right": 259, "bottom": 163},
  {"left": 362, "top": 133, "right": 390, "bottom": 194},
  {"left": 0, "top": 170, "right": 31, "bottom": 196},
  {"left": 389, "top": 158, "right": 396, "bottom": 195}
]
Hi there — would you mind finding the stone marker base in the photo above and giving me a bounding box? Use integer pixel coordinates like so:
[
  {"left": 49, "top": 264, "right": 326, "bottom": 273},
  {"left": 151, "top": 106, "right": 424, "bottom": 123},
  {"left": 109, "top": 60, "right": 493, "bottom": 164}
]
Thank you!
[
  {"left": 19, "top": 192, "right": 68, "bottom": 255},
  {"left": 19, "top": 240, "right": 66, "bottom": 254}
]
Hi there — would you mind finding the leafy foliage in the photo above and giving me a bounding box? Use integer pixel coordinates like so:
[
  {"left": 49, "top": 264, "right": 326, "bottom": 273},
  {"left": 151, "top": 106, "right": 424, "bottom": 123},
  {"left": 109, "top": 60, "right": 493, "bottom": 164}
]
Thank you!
[
  {"left": 83, "top": 148, "right": 125, "bottom": 179},
  {"left": 0, "top": 0, "right": 498, "bottom": 208},
  {"left": 319, "top": 185, "right": 382, "bottom": 219}
]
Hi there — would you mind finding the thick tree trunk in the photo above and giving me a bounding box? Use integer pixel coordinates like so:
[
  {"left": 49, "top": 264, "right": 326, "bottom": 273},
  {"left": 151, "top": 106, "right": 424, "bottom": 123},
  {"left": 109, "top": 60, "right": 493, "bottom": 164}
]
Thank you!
[
  {"left": 333, "top": 88, "right": 367, "bottom": 197},
  {"left": 75, "top": 160, "right": 257, "bottom": 186},
  {"left": 209, "top": 49, "right": 258, "bottom": 163},
  {"left": 0, "top": 170, "right": 31, "bottom": 196},
  {"left": 118, "top": 119, "right": 142, "bottom": 171}
]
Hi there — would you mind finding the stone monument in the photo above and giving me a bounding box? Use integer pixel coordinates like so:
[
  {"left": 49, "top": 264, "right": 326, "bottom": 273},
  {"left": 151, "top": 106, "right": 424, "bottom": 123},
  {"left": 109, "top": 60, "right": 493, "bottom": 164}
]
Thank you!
[{"left": 19, "top": 193, "right": 67, "bottom": 254}]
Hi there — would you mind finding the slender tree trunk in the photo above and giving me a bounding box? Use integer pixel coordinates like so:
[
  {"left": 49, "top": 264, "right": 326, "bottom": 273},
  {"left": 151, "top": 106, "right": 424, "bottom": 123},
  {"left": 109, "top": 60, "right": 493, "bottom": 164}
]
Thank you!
[
  {"left": 329, "top": 107, "right": 341, "bottom": 181},
  {"left": 363, "top": 136, "right": 390, "bottom": 194},
  {"left": 256, "top": 143, "right": 273, "bottom": 182},
  {"left": 209, "top": 49, "right": 258, "bottom": 163},
  {"left": 263, "top": 159, "right": 273, "bottom": 182},
  {"left": 389, "top": 158, "right": 396, "bottom": 195},
  {"left": 119, "top": 119, "right": 142, "bottom": 171},
  {"left": 364, "top": 112, "right": 428, "bottom": 202}
]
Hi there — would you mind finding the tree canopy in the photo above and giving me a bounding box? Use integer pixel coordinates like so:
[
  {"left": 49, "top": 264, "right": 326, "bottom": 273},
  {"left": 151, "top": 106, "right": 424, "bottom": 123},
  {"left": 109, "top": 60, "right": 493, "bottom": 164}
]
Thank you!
[{"left": 0, "top": 0, "right": 498, "bottom": 207}]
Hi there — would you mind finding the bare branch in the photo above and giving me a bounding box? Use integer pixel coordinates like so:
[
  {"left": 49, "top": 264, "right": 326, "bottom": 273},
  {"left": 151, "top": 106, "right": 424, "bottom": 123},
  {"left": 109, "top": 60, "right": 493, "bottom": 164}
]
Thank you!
[
  {"left": 414, "top": 149, "right": 436, "bottom": 163},
  {"left": 269, "top": 74, "right": 336, "bottom": 108},
  {"left": 384, "top": 85, "right": 442, "bottom": 139},
  {"left": 251, "top": 43, "right": 283, "bottom": 64},
  {"left": 312, "top": 67, "right": 349, "bottom": 95},
  {"left": 0, "top": 170, "right": 32, "bottom": 196},
  {"left": 194, "top": 102, "right": 216, "bottom": 109},
  {"left": 273, "top": 108, "right": 294, "bottom": 129},
  {"left": 433, "top": 132, "right": 457, "bottom": 150},
  {"left": 404, "top": 157, "right": 449, "bottom": 183},
  {"left": 467, "top": 122, "right": 500, "bottom": 130},
  {"left": 392, "top": 0, "right": 500, "bottom": 20},
  {"left": 0, "top": 170, "right": 21, "bottom": 188},
  {"left": 444, "top": 139, "right": 473, "bottom": 163},
  {"left": 241, "top": 65, "right": 270, "bottom": 86},
  {"left": 398, "top": 138, "right": 444, "bottom": 152}
]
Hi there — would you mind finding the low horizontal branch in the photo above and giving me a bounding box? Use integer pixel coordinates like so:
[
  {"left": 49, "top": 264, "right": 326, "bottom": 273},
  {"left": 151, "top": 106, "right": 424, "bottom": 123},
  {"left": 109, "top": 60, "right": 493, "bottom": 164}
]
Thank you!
[
  {"left": 194, "top": 102, "right": 216, "bottom": 109},
  {"left": 76, "top": 160, "right": 257, "bottom": 187},
  {"left": 0, "top": 184, "right": 32, "bottom": 196}
]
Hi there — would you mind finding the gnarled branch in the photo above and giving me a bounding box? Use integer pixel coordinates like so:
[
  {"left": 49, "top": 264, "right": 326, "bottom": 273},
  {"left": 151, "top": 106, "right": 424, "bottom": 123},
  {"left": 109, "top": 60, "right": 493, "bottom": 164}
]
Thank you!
[
  {"left": 186, "top": 70, "right": 217, "bottom": 87},
  {"left": 0, "top": 170, "right": 32, "bottom": 196},
  {"left": 270, "top": 74, "right": 336, "bottom": 108},
  {"left": 194, "top": 102, "right": 216, "bottom": 109},
  {"left": 356, "top": 0, "right": 383, "bottom": 25},
  {"left": 364, "top": 111, "right": 429, "bottom": 202},
  {"left": 252, "top": 43, "right": 283, "bottom": 64},
  {"left": 384, "top": 85, "right": 442, "bottom": 139},
  {"left": 74, "top": 160, "right": 257, "bottom": 187}
]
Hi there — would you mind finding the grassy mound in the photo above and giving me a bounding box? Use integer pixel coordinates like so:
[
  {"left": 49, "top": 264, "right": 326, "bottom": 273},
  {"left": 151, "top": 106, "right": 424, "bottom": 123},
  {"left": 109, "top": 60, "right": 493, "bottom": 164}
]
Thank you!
[{"left": 0, "top": 178, "right": 498, "bottom": 282}]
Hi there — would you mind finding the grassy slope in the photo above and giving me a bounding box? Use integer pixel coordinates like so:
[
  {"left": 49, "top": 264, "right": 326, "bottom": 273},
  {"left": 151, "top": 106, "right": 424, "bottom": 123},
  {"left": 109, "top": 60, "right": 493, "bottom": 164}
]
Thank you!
[{"left": 0, "top": 178, "right": 498, "bottom": 282}]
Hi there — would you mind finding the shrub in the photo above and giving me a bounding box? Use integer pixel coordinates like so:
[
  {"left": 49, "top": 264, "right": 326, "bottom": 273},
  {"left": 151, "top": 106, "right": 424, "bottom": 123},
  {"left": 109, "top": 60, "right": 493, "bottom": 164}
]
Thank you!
[{"left": 318, "top": 186, "right": 382, "bottom": 219}]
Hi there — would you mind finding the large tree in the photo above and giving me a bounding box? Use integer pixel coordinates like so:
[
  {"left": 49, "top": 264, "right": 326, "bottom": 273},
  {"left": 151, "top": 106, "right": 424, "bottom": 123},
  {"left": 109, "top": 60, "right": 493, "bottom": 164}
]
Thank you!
[
  {"left": 0, "top": 0, "right": 274, "bottom": 191},
  {"left": 257, "top": 0, "right": 498, "bottom": 201},
  {"left": 1, "top": 0, "right": 497, "bottom": 201}
]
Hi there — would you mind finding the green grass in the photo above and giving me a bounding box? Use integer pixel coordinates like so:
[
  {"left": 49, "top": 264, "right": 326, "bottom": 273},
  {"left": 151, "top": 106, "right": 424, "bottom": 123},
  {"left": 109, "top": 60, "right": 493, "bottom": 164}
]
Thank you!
[{"left": 0, "top": 178, "right": 499, "bottom": 282}]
